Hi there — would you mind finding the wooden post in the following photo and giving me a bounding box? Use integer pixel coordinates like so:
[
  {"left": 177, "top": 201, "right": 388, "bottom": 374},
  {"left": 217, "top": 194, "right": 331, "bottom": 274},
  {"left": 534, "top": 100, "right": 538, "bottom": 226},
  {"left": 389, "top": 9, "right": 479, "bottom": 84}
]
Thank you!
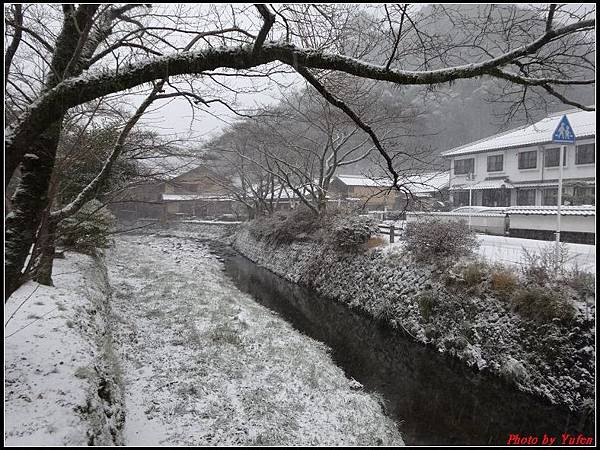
[{"left": 390, "top": 224, "right": 395, "bottom": 244}]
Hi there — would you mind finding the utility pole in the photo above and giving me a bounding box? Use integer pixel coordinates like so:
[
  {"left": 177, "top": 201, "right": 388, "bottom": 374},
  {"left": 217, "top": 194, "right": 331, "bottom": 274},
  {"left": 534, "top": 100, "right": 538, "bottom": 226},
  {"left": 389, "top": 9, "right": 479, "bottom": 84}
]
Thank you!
[{"left": 467, "top": 172, "right": 475, "bottom": 230}]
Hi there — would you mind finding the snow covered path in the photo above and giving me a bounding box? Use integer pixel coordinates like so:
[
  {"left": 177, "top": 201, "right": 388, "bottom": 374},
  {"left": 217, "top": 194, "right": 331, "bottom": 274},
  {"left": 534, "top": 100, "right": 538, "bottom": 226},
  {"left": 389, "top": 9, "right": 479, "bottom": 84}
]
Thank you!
[{"left": 106, "top": 234, "right": 403, "bottom": 446}]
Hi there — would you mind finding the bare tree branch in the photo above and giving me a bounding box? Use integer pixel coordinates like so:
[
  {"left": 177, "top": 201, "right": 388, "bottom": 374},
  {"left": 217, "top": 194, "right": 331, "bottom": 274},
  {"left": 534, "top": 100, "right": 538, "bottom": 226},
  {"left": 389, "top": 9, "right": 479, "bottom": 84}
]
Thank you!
[
  {"left": 4, "top": 4, "right": 23, "bottom": 87},
  {"left": 253, "top": 4, "right": 276, "bottom": 56}
]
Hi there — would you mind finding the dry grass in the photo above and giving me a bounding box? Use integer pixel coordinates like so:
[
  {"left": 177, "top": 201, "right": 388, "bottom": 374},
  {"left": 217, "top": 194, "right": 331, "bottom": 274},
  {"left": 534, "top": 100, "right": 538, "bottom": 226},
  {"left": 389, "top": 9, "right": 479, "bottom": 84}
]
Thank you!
[
  {"left": 366, "top": 236, "right": 386, "bottom": 249},
  {"left": 490, "top": 267, "right": 519, "bottom": 300}
]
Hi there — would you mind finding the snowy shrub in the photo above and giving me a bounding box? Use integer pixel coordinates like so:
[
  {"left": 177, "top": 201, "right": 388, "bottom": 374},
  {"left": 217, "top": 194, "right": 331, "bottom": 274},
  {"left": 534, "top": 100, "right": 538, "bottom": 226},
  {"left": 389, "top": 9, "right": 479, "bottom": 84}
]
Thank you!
[
  {"left": 566, "top": 267, "right": 595, "bottom": 299},
  {"left": 462, "top": 261, "right": 487, "bottom": 287},
  {"left": 246, "top": 207, "right": 377, "bottom": 252},
  {"left": 520, "top": 243, "right": 571, "bottom": 286},
  {"left": 57, "top": 200, "right": 117, "bottom": 255},
  {"left": 403, "top": 218, "right": 479, "bottom": 265},
  {"left": 417, "top": 291, "right": 436, "bottom": 321},
  {"left": 246, "top": 206, "right": 321, "bottom": 245},
  {"left": 510, "top": 286, "right": 576, "bottom": 323},
  {"left": 325, "top": 214, "right": 379, "bottom": 252},
  {"left": 490, "top": 267, "right": 519, "bottom": 300}
]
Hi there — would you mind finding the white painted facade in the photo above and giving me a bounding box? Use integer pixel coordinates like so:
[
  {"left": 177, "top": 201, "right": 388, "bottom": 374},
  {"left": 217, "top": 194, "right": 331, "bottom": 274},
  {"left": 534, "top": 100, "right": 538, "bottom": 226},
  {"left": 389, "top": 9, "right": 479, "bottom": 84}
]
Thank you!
[{"left": 442, "top": 109, "right": 595, "bottom": 208}]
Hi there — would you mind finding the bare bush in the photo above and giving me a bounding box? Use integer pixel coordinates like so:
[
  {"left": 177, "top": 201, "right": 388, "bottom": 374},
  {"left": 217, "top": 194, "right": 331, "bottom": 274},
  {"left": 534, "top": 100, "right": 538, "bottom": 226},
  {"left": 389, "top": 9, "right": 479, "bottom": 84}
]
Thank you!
[
  {"left": 246, "top": 206, "right": 323, "bottom": 245},
  {"left": 326, "top": 214, "right": 379, "bottom": 252},
  {"left": 520, "top": 243, "right": 572, "bottom": 285},
  {"left": 462, "top": 261, "right": 487, "bottom": 287},
  {"left": 490, "top": 267, "right": 520, "bottom": 300},
  {"left": 511, "top": 286, "right": 576, "bottom": 323},
  {"left": 403, "top": 218, "right": 479, "bottom": 265}
]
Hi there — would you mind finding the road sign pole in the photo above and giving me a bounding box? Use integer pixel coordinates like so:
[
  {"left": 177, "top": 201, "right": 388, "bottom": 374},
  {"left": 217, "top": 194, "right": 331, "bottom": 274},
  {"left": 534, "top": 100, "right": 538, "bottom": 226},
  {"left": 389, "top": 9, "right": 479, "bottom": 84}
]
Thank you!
[
  {"left": 551, "top": 115, "right": 575, "bottom": 269},
  {"left": 555, "top": 145, "right": 565, "bottom": 265}
]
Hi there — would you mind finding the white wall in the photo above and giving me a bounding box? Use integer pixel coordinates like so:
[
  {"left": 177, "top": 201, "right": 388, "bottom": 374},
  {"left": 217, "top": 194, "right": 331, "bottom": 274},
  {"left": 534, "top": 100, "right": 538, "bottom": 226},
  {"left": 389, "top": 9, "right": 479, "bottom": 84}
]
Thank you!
[
  {"left": 449, "top": 137, "right": 595, "bottom": 186},
  {"left": 509, "top": 214, "right": 595, "bottom": 233},
  {"left": 406, "top": 212, "right": 506, "bottom": 235}
]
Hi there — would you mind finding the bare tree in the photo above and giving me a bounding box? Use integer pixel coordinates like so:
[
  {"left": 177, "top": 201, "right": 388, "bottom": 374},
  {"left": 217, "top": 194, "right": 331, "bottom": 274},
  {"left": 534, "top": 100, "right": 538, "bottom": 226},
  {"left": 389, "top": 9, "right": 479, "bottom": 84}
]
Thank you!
[{"left": 4, "top": 3, "right": 595, "bottom": 298}]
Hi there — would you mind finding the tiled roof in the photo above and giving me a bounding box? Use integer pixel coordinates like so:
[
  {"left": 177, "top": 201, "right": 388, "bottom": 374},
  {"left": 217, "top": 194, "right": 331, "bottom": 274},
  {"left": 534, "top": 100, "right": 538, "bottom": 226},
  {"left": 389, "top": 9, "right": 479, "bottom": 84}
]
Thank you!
[
  {"left": 441, "top": 107, "right": 595, "bottom": 157},
  {"left": 507, "top": 205, "right": 595, "bottom": 216}
]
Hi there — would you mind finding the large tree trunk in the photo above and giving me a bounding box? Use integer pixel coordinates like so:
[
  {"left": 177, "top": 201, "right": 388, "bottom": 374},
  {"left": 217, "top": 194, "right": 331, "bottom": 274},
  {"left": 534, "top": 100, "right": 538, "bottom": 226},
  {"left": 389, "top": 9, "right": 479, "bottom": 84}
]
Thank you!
[
  {"left": 4, "top": 125, "right": 60, "bottom": 299},
  {"left": 4, "top": 5, "right": 99, "bottom": 300},
  {"left": 32, "top": 218, "right": 58, "bottom": 287}
]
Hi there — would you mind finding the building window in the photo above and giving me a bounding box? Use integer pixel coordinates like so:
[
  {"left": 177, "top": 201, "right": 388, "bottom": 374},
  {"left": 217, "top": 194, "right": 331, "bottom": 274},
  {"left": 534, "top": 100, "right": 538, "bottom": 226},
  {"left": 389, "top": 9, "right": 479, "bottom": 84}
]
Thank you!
[
  {"left": 544, "top": 147, "right": 567, "bottom": 167},
  {"left": 573, "top": 186, "right": 595, "bottom": 205},
  {"left": 487, "top": 155, "right": 503, "bottom": 172},
  {"left": 482, "top": 188, "right": 510, "bottom": 207},
  {"left": 454, "top": 158, "right": 474, "bottom": 175},
  {"left": 454, "top": 191, "right": 470, "bottom": 206},
  {"left": 518, "top": 150, "right": 537, "bottom": 169},
  {"left": 575, "top": 143, "right": 595, "bottom": 165},
  {"left": 542, "top": 188, "right": 558, "bottom": 206},
  {"left": 517, "top": 189, "right": 536, "bottom": 206}
]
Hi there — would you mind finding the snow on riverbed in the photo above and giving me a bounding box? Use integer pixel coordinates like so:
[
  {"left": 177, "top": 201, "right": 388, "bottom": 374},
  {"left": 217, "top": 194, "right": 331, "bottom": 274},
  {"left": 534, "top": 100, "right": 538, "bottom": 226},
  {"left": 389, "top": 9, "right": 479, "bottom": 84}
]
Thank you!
[
  {"left": 106, "top": 234, "right": 403, "bottom": 446},
  {"left": 5, "top": 253, "right": 116, "bottom": 445}
]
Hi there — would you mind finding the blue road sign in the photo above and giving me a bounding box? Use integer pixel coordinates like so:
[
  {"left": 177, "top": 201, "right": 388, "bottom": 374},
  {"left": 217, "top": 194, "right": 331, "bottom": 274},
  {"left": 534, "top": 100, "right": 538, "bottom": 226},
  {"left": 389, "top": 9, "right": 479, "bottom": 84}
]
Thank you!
[{"left": 552, "top": 115, "right": 576, "bottom": 144}]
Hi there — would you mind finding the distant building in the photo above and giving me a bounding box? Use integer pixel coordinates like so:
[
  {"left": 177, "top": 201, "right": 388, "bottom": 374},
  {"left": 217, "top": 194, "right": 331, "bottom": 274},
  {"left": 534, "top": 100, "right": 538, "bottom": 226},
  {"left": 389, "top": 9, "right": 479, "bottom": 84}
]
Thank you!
[
  {"left": 441, "top": 108, "right": 595, "bottom": 208},
  {"left": 111, "top": 163, "right": 238, "bottom": 221},
  {"left": 329, "top": 172, "right": 449, "bottom": 211}
]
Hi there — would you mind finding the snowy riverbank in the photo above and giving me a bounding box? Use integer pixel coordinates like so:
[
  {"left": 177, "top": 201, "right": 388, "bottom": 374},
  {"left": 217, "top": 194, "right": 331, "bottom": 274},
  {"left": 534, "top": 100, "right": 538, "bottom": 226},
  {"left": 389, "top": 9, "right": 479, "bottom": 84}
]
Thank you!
[
  {"left": 105, "top": 234, "right": 403, "bottom": 445},
  {"left": 232, "top": 226, "right": 595, "bottom": 414},
  {"left": 5, "top": 231, "right": 403, "bottom": 446},
  {"left": 5, "top": 252, "right": 123, "bottom": 445}
]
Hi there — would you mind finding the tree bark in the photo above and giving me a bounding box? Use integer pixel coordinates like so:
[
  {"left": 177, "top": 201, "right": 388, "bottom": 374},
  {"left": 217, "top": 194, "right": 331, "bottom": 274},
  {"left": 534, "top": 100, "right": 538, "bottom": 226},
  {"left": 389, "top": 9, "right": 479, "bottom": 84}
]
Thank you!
[
  {"left": 5, "top": 138, "right": 58, "bottom": 299},
  {"left": 32, "top": 218, "right": 57, "bottom": 286},
  {"left": 5, "top": 5, "right": 98, "bottom": 300}
]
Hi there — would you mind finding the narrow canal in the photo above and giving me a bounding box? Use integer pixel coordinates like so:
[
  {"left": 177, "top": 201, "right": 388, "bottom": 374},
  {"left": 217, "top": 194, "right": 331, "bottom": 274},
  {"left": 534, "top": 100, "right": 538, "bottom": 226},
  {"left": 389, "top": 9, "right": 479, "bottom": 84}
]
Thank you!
[{"left": 220, "top": 248, "right": 594, "bottom": 446}]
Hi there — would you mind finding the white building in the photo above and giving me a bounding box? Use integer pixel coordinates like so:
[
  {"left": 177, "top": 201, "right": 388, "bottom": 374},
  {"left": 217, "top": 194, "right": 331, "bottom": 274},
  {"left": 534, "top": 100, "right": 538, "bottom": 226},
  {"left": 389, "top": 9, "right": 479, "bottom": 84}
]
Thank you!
[{"left": 441, "top": 108, "right": 595, "bottom": 208}]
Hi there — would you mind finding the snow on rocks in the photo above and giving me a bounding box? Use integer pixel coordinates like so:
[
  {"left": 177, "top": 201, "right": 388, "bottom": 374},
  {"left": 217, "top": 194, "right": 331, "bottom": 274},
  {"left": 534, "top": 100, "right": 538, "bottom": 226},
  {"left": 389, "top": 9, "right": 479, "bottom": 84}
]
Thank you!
[
  {"left": 4, "top": 252, "right": 123, "bottom": 445},
  {"left": 232, "top": 226, "right": 595, "bottom": 413}
]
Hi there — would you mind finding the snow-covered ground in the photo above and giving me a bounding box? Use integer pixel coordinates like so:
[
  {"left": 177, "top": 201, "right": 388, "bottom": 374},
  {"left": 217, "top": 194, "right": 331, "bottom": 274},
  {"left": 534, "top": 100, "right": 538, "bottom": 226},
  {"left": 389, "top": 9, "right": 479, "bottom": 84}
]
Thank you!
[
  {"left": 5, "top": 252, "right": 119, "bottom": 445},
  {"left": 476, "top": 234, "right": 596, "bottom": 273},
  {"left": 106, "top": 234, "right": 403, "bottom": 446},
  {"left": 380, "top": 232, "right": 595, "bottom": 273}
]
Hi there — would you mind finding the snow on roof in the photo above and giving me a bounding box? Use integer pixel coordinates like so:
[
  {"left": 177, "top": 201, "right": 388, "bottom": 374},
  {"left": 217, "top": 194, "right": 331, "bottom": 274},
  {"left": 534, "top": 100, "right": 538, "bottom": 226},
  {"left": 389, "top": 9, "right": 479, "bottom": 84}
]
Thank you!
[
  {"left": 507, "top": 205, "right": 595, "bottom": 216},
  {"left": 336, "top": 171, "right": 449, "bottom": 193},
  {"left": 403, "top": 171, "right": 449, "bottom": 193},
  {"left": 451, "top": 179, "right": 513, "bottom": 190},
  {"left": 136, "top": 155, "right": 202, "bottom": 181},
  {"left": 335, "top": 174, "right": 389, "bottom": 187},
  {"left": 441, "top": 107, "right": 595, "bottom": 158},
  {"left": 162, "top": 194, "right": 232, "bottom": 201}
]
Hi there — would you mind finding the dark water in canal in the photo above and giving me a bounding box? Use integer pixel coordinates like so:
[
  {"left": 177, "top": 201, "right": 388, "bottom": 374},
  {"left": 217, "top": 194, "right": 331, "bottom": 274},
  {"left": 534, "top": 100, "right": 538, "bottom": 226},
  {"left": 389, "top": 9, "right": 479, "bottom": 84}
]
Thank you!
[{"left": 219, "top": 249, "right": 594, "bottom": 446}]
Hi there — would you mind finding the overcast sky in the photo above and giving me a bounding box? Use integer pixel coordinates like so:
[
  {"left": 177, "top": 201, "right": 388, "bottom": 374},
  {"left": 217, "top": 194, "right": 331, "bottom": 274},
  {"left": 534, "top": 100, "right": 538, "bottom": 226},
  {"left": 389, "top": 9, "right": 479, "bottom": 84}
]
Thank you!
[{"left": 133, "top": 2, "right": 595, "bottom": 145}]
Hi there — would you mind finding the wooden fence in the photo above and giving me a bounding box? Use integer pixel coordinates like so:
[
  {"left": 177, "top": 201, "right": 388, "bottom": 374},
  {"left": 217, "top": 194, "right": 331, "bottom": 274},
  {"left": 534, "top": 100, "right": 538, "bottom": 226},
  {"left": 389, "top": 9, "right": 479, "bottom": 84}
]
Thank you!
[{"left": 378, "top": 223, "right": 403, "bottom": 243}]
